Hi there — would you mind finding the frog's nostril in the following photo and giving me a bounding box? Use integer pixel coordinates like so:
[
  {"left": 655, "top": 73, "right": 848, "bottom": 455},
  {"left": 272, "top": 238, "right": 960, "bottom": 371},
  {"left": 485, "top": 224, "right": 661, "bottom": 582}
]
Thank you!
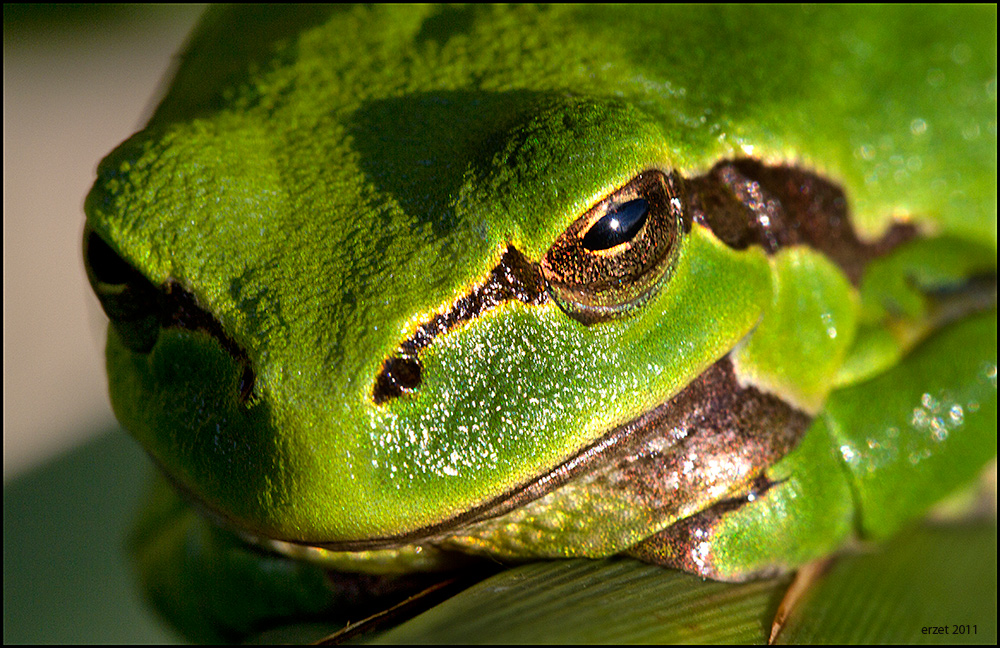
[
  {"left": 83, "top": 228, "right": 161, "bottom": 352},
  {"left": 86, "top": 229, "right": 137, "bottom": 286},
  {"left": 83, "top": 226, "right": 259, "bottom": 403}
]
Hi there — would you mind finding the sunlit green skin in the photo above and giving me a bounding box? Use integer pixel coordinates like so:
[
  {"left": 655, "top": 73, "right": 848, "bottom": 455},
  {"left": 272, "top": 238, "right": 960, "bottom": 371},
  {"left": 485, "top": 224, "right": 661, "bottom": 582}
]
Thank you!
[{"left": 83, "top": 5, "right": 996, "bottom": 640}]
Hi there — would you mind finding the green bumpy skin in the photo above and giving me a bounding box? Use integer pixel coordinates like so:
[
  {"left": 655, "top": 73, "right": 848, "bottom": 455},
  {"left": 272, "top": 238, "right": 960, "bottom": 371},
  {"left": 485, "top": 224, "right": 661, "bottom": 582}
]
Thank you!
[{"left": 83, "top": 5, "right": 996, "bottom": 641}]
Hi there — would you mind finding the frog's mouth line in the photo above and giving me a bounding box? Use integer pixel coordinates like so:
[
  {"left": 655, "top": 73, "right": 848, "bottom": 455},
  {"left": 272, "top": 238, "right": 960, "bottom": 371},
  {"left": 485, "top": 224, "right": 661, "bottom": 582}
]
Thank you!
[
  {"left": 154, "top": 350, "right": 810, "bottom": 556},
  {"left": 298, "top": 353, "right": 813, "bottom": 553}
]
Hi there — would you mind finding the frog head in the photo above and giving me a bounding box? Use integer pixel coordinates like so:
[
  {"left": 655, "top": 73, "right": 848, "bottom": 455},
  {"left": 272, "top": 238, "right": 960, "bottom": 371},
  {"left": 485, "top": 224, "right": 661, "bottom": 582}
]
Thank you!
[
  {"left": 84, "top": 76, "right": 783, "bottom": 548},
  {"left": 83, "top": 6, "right": 996, "bottom": 574}
]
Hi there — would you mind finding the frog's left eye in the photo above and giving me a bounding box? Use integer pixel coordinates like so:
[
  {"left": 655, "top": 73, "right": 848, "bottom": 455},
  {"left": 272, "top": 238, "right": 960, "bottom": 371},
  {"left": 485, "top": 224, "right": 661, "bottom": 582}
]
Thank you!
[{"left": 541, "top": 170, "right": 685, "bottom": 323}]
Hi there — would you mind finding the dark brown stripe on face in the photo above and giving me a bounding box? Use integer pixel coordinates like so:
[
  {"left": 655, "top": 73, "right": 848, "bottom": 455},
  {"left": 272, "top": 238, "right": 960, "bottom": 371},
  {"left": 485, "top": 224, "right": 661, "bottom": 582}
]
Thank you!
[
  {"left": 373, "top": 160, "right": 913, "bottom": 404},
  {"left": 686, "top": 159, "right": 918, "bottom": 285},
  {"left": 372, "top": 245, "right": 548, "bottom": 404}
]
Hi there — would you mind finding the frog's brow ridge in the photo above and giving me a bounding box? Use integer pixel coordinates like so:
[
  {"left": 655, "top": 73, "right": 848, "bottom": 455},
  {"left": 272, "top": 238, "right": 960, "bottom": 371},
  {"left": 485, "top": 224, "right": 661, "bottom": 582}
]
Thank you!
[{"left": 372, "top": 245, "right": 549, "bottom": 404}]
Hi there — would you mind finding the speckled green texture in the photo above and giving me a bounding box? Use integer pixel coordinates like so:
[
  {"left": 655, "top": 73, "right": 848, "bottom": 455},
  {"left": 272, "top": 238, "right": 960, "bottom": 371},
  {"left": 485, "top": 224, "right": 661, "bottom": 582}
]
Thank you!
[{"left": 86, "top": 5, "right": 995, "bottom": 551}]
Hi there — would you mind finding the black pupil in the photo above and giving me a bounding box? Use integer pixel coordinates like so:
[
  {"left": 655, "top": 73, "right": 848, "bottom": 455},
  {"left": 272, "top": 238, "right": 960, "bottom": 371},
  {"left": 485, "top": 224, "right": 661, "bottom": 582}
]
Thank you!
[{"left": 582, "top": 197, "right": 649, "bottom": 251}]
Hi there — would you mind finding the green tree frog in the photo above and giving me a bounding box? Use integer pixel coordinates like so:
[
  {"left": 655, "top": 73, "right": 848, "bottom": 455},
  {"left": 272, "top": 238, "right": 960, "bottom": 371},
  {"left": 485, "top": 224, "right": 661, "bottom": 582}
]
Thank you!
[{"left": 82, "top": 5, "right": 996, "bottom": 642}]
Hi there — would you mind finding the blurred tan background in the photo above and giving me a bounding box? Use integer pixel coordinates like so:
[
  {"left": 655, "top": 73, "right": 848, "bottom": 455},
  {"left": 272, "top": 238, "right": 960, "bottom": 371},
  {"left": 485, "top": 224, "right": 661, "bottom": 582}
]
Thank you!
[
  {"left": 5, "top": 6, "right": 205, "bottom": 643},
  {"left": 4, "top": 5, "right": 206, "bottom": 480}
]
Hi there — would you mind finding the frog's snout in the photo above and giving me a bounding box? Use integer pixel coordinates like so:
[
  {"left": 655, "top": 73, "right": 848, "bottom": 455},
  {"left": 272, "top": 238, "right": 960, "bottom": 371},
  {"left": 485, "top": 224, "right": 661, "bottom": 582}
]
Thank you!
[{"left": 83, "top": 226, "right": 257, "bottom": 402}]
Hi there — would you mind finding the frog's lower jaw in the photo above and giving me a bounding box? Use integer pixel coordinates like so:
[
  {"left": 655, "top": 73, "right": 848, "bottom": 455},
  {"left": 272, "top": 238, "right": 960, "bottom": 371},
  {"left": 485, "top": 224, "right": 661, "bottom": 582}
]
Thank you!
[{"left": 258, "top": 353, "right": 811, "bottom": 575}]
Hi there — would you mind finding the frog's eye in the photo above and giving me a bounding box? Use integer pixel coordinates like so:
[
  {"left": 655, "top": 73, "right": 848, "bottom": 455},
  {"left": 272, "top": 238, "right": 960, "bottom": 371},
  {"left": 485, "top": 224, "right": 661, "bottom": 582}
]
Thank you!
[{"left": 541, "top": 170, "right": 685, "bottom": 324}]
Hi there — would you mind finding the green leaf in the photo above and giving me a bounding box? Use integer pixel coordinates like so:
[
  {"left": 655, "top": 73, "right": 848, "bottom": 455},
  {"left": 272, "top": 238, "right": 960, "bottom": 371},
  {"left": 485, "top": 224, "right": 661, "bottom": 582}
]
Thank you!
[
  {"left": 775, "top": 523, "right": 997, "bottom": 644},
  {"left": 365, "top": 523, "right": 996, "bottom": 644}
]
